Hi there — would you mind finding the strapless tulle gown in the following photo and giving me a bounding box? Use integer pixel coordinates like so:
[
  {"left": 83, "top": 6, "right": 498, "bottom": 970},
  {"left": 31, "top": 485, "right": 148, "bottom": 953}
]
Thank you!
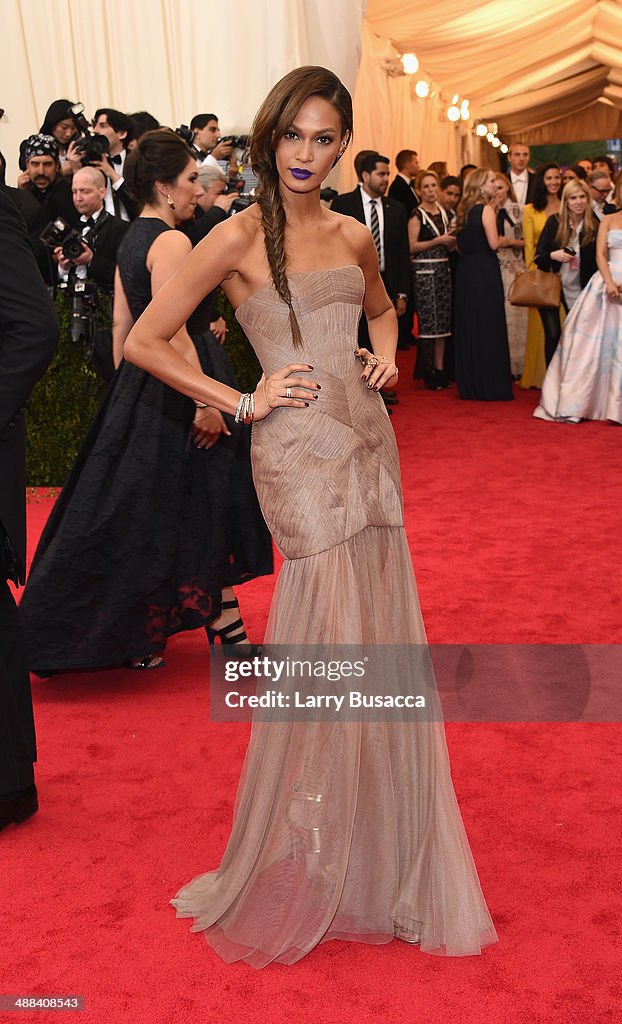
[
  {"left": 172, "top": 266, "right": 498, "bottom": 966},
  {"left": 534, "top": 229, "right": 622, "bottom": 423}
]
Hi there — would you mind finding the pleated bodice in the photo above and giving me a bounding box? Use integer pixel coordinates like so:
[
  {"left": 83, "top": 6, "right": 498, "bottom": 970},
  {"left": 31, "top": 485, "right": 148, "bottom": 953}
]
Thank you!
[{"left": 235, "top": 266, "right": 403, "bottom": 558}]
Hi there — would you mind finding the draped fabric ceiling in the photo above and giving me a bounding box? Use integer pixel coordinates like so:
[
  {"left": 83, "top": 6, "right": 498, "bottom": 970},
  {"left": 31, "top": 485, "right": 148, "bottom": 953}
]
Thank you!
[{"left": 364, "top": 0, "right": 622, "bottom": 148}]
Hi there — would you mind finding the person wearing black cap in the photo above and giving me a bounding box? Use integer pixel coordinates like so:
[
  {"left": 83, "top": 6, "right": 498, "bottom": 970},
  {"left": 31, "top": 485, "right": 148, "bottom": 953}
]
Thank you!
[{"left": 17, "top": 135, "right": 79, "bottom": 285}]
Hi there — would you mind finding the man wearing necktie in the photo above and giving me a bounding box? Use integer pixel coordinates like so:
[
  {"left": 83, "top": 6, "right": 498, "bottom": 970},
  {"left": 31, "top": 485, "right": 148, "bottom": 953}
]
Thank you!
[
  {"left": 507, "top": 142, "right": 535, "bottom": 208},
  {"left": 54, "top": 166, "right": 128, "bottom": 294},
  {"left": 331, "top": 152, "right": 410, "bottom": 344},
  {"left": 86, "top": 108, "right": 138, "bottom": 221}
]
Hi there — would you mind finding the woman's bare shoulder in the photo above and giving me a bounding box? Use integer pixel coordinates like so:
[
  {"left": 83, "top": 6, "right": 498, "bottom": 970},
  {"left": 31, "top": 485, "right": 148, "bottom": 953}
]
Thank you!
[{"left": 325, "top": 206, "right": 372, "bottom": 253}]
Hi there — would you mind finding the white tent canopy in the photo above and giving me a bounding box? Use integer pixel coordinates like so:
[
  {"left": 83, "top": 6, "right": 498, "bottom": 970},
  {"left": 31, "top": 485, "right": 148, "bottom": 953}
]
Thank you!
[{"left": 365, "top": 0, "right": 622, "bottom": 145}]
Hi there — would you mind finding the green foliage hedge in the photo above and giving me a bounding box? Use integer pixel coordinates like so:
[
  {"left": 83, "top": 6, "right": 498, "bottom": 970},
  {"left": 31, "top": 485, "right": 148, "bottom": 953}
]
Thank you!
[{"left": 26, "top": 291, "right": 261, "bottom": 486}]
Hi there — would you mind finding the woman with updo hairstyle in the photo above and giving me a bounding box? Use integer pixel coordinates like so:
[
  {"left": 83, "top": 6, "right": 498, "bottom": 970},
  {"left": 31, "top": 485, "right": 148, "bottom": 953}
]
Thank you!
[
  {"left": 519, "top": 162, "right": 562, "bottom": 388},
  {"left": 408, "top": 168, "right": 456, "bottom": 389},
  {"left": 123, "top": 66, "right": 497, "bottom": 967},
  {"left": 453, "top": 167, "right": 513, "bottom": 400},
  {"left": 21, "top": 128, "right": 273, "bottom": 673}
]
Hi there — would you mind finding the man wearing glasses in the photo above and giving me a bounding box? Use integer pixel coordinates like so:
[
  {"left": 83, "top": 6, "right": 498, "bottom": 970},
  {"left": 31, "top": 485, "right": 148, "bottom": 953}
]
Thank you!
[{"left": 588, "top": 170, "right": 617, "bottom": 220}]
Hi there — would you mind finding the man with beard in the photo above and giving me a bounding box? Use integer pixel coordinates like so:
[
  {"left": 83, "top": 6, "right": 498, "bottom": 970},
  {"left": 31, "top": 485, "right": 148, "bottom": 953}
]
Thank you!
[{"left": 17, "top": 135, "right": 78, "bottom": 285}]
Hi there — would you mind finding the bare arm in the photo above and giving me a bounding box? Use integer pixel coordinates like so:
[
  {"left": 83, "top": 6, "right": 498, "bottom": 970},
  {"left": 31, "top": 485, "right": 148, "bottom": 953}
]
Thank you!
[
  {"left": 354, "top": 229, "right": 399, "bottom": 390},
  {"left": 596, "top": 217, "right": 621, "bottom": 300},
  {"left": 523, "top": 205, "right": 536, "bottom": 266},
  {"left": 112, "top": 268, "right": 134, "bottom": 368},
  {"left": 481, "top": 203, "right": 500, "bottom": 251},
  {"left": 122, "top": 216, "right": 318, "bottom": 420}
]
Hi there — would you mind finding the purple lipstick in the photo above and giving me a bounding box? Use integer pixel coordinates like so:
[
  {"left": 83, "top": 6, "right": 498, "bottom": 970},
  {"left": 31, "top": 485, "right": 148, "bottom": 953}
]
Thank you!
[{"left": 290, "top": 168, "right": 313, "bottom": 180}]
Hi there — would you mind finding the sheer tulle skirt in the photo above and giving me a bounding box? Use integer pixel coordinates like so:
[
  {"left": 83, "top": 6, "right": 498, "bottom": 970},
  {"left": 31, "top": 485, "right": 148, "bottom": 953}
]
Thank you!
[{"left": 172, "top": 527, "right": 497, "bottom": 967}]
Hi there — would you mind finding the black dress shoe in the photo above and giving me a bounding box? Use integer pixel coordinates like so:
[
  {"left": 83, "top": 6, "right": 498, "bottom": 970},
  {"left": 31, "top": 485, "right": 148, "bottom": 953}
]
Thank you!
[{"left": 0, "top": 784, "right": 38, "bottom": 832}]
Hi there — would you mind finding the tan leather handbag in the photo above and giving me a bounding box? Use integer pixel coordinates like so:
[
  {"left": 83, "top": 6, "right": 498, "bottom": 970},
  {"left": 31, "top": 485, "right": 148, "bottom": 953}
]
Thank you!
[{"left": 508, "top": 267, "right": 561, "bottom": 308}]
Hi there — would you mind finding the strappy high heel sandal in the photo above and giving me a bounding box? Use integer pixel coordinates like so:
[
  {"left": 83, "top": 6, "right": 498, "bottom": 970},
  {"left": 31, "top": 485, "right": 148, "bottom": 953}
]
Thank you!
[{"left": 206, "top": 599, "right": 261, "bottom": 656}]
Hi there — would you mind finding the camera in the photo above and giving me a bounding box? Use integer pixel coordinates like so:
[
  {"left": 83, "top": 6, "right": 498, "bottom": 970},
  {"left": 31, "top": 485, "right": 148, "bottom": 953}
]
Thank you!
[
  {"left": 69, "top": 102, "right": 110, "bottom": 165},
  {"left": 175, "top": 124, "right": 195, "bottom": 147},
  {"left": 220, "top": 135, "right": 249, "bottom": 150},
  {"left": 40, "top": 217, "right": 85, "bottom": 261},
  {"left": 69, "top": 102, "right": 91, "bottom": 135},
  {"left": 57, "top": 277, "right": 114, "bottom": 381},
  {"left": 225, "top": 166, "right": 258, "bottom": 215},
  {"left": 73, "top": 134, "right": 110, "bottom": 165}
]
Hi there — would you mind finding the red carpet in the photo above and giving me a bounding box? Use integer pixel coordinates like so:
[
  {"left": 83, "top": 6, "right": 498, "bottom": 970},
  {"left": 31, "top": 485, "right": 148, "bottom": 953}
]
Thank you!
[{"left": 3, "top": 355, "right": 621, "bottom": 1024}]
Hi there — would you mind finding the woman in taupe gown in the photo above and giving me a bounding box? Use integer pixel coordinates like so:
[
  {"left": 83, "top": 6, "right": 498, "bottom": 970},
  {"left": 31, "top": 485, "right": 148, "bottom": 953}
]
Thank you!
[{"left": 124, "top": 66, "right": 497, "bottom": 967}]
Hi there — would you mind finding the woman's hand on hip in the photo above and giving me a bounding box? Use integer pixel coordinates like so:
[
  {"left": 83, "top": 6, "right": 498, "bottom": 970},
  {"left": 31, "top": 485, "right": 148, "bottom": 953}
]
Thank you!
[{"left": 252, "top": 365, "right": 319, "bottom": 420}]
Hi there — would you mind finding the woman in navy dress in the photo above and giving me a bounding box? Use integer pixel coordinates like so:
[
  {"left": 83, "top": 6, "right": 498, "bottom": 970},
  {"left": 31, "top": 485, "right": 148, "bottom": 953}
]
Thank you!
[{"left": 454, "top": 168, "right": 513, "bottom": 401}]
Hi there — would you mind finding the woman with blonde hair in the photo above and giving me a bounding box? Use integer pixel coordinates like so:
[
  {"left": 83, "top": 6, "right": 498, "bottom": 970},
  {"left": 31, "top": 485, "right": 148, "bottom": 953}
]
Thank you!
[
  {"left": 123, "top": 67, "right": 497, "bottom": 966},
  {"left": 535, "top": 176, "right": 622, "bottom": 422},
  {"left": 533, "top": 178, "right": 598, "bottom": 364},
  {"left": 453, "top": 167, "right": 513, "bottom": 400},
  {"left": 408, "top": 168, "right": 456, "bottom": 388},
  {"left": 493, "top": 174, "right": 527, "bottom": 377}
]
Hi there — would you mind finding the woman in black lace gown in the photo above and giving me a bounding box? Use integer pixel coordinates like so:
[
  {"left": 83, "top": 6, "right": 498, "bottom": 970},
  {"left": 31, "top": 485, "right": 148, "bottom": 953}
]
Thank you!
[
  {"left": 409, "top": 169, "right": 456, "bottom": 390},
  {"left": 454, "top": 168, "right": 513, "bottom": 401},
  {"left": 21, "top": 130, "right": 272, "bottom": 673}
]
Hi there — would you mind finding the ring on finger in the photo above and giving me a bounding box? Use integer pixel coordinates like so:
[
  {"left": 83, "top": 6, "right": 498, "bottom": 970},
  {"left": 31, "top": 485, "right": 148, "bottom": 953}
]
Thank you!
[{"left": 286, "top": 386, "right": 292, "bottom": 399}]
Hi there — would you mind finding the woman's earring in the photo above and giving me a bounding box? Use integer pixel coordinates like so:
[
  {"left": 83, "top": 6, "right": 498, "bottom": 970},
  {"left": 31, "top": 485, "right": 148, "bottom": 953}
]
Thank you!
[{"left": 166, "top": 194, "right": 175, "bottom": 210}]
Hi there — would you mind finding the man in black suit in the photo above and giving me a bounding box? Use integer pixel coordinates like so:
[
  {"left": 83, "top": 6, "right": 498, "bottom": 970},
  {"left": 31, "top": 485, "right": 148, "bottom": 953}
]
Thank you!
[
  {"left": 17, "top": 134, "right": 79, "bottom": 286},
  {"left": 189, "top": 113, "right": 234, "bottom": 166},
  {"left": 388, "top": 149, "right": 420, "bottom": 217},
  {"left": 506, "top": 142, "right": 535, "bottom": 207},
  {"left": 84, "top": 108, "right": 138, "bottom": 221},
  {"left": 55, "top": 166, "right": 129, "bottom": 293},
  {"left": 0, "top": 190, "right": 59, "bottom": 831},
  {"left": 332, "top": 152, "right": 410, "bottom": 323},
  {"left": 331, "top": 154, "right": 410, "bottom": 408}
]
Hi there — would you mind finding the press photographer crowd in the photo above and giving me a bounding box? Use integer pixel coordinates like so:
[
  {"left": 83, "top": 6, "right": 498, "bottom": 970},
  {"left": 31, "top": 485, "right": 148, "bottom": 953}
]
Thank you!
[{"left": 2, "top": 96, "right": 622, "bottom": 421}]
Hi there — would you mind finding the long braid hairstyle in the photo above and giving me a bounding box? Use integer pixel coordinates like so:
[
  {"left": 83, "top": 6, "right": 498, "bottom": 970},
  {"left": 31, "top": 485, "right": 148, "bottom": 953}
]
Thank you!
[{"left": 249, "top": 66, "right": 353, "bottom": 349}]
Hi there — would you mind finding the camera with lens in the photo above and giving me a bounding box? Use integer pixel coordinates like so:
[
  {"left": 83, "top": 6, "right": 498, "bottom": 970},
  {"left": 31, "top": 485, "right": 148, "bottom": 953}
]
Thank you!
[
  {"left": 224, "top": 166, "right": 258, "bottom": 215},
  {"left": 73, "top": 133, "right": 110, "bottom": 165},
  {"left": 175, "top": 124, "right": 195, "bottom": 147},
  {"left": 40, "top": 217, "right": 85, "bottom": 261},
  {"left": 220, "top": 134, "right": 249, "bottom": 150},
  {"left": 69, "top": 102, "right": 110, "bottom": 165}
]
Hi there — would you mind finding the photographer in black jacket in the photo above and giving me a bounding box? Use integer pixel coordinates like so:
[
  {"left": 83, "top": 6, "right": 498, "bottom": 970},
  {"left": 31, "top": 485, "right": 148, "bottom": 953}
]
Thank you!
[{"left": 54, "top": 166, "right": 128, "bottom": 294}]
